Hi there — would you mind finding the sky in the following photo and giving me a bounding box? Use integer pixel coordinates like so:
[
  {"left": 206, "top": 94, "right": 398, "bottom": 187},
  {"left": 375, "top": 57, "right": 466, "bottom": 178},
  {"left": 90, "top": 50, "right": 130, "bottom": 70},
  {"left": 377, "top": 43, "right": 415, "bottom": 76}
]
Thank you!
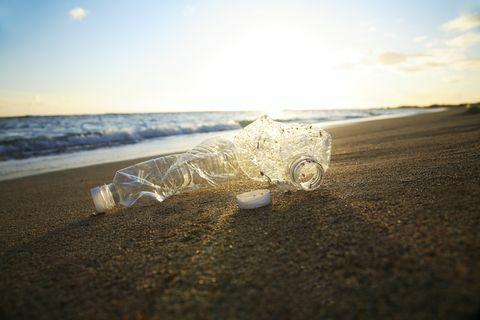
[{"left": 0, "top": 0, "right": 479, "bottom": 116}]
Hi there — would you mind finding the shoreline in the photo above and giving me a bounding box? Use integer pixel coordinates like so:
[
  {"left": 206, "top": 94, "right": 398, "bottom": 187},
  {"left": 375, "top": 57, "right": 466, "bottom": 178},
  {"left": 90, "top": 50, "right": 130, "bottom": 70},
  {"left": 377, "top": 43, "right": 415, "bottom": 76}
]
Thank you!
[
  {"left": 0, "top": 107, "right": 443, "bottom": 182},
  {"left": 0, "top": 108, "right": 479, "bottom": 319}
]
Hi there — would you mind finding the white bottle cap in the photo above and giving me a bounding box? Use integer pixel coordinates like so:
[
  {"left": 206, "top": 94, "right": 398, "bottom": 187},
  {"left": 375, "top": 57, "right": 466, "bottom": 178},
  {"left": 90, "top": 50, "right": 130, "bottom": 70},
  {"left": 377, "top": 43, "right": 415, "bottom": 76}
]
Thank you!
[
  {"left": 90, "top": 184, "right": 116, "bottom": 213},
  {"left": 236, "top": 189, "right": 271, "bottom": 209}
]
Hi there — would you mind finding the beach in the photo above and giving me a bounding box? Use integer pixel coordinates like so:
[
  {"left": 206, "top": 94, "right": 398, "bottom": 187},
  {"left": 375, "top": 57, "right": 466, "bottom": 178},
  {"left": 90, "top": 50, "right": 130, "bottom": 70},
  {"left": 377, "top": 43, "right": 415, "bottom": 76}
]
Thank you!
[{"left": 0, "top": 108, "right": 479, "bottom": 319}]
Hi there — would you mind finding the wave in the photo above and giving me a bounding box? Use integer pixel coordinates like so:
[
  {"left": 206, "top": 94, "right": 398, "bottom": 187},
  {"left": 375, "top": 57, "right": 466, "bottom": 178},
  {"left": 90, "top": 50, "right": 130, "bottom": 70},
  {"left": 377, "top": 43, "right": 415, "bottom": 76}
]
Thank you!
[
  {"left": 0, "top": 121, "right": 241, "bottom": 160},
  {"left": 0, "top": 108, "right": 418, "bottom": 161}
]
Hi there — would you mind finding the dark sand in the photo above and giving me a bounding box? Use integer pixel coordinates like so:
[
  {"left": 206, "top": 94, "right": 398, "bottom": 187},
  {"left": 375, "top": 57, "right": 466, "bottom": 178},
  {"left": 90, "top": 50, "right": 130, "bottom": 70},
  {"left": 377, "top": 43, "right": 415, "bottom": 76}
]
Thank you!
[{"left": 0, "top": 109, "right": 479, "bottom": 319}]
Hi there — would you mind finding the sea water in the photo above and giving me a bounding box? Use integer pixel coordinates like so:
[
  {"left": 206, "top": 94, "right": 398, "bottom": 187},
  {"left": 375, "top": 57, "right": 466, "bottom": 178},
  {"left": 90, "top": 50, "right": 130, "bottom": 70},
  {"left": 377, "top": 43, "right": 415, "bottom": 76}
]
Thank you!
[{"left": 0, "top": 108, "right": 437, "bottom": 180}]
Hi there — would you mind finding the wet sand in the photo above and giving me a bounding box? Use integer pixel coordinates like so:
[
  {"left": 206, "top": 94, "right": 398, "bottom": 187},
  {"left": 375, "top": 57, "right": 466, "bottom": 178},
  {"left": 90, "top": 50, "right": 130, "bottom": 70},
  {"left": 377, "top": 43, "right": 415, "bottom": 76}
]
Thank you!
[{"left": 0, "top": 109, "right": 479, "bottom": 319}]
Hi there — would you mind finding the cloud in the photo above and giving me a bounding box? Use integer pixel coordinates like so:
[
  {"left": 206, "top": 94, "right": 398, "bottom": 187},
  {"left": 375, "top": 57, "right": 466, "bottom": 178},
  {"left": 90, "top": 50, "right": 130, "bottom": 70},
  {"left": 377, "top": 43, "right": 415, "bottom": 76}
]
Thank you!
[
  {"left": 414, "top": 35, "right": 427, "bottom": 43},
  {"left": 69, "top": 7, "right": 88, "bottom": 21},
  {"left": 359, "top": 12, "right": 480, "bottom": 75},
  {"left": 375, "top": 48, "right": 480, "bottom": 73},
  {"left": 358, "top": 20, "right": 377, "bottom": 32},
  {"left": 399, "top": 62, "right": 447, "bottom": 72},
  {"left": 446, "top": 32, "right": 480, "bottom": 47},
  {"left": 442, "top": 75, "right": 462, "bottom": 83},
  {"left": 443, "top": 12, "right": 480, "bottom": 32},
  {"left": 378, "top": 52, "right": 426, "bottom": 65},
  {"left": 461, "top": 57, "right": 480, "bottom": 67}
]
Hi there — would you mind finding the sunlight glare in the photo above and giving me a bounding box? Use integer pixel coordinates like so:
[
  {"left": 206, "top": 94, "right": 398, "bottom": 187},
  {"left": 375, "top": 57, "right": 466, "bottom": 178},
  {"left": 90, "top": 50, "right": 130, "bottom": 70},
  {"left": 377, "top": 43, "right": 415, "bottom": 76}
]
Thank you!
[{"left": 187, "top": 13, "right": 348, "bottom": 109}]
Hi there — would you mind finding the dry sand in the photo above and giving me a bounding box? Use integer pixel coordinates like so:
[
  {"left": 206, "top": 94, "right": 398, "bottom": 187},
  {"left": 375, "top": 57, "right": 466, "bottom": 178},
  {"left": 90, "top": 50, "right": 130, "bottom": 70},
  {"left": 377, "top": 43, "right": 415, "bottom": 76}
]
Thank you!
[{"left": 0, "top": 109, "right": 479, "bottom": 319}]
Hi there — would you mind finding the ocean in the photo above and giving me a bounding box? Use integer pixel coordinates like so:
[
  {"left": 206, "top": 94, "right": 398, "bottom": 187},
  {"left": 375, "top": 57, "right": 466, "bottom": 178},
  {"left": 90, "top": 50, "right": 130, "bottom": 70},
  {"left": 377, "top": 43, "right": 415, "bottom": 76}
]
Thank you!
[{"left": 0, "top": 108, "right": 438, "bottom": 180}]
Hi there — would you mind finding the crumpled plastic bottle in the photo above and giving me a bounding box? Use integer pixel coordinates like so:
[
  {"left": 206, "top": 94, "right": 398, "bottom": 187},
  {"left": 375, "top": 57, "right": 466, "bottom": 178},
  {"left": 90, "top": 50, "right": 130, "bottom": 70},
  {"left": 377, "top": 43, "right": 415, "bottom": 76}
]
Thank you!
[
  {"left": 235, "top": 115, "right": 331, "bottom": 191},
  {"left": 90, "top": 115, "right": 331, "bottom": 212}
]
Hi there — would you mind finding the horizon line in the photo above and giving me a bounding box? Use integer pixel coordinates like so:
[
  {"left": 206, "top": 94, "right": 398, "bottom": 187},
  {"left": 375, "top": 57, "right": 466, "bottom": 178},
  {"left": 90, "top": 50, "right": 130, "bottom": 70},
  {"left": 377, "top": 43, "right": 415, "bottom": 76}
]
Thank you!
[{"left": 0, "top": 101, "right": 478, "bottom": 119}]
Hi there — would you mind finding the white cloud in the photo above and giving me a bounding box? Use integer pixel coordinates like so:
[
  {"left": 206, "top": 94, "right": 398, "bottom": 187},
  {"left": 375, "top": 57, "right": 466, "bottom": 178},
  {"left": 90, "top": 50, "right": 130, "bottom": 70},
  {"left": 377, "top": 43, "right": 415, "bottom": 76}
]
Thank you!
[
  {"left": 339, "top": 11, "right": 480, "bottom": 81},
  {"left": 69, "top": 7, "right": 88, "bottom": 21},
  {"left": 359, "top": 20, "right": 377, "bottom": 32},
  {"left": 443, "top": 12, "right": 480, "bottom": 32},
  {"left": 374, "top": 47, "right": 480, "bottom": 73},
  {"left": 442, "top": 75, "right": 462, "bottom": 83},
  {"left": 414, "top": 35, "right": 427, "bottom": 43},
  {"left": 378, "top": 52, "right": 426, "bottom": 65},
  {"left": 446, "top": 32, "right": 480, "bottom": 47},
  {"left": 373, "top": 13, "right": 480, "bottom": 73},
  {"left": 461, "top": 57, "right": 480, "bottom": 67}
]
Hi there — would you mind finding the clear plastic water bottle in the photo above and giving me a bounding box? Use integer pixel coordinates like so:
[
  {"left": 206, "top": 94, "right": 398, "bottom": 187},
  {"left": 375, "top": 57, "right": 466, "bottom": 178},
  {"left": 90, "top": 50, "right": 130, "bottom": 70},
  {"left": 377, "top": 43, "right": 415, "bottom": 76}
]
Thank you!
[
  {"left": 90, "top": 138, "right": 241, "bottom": 212},
  {"left": 91, "top": 116, "right": 331, "bottom": 212}
]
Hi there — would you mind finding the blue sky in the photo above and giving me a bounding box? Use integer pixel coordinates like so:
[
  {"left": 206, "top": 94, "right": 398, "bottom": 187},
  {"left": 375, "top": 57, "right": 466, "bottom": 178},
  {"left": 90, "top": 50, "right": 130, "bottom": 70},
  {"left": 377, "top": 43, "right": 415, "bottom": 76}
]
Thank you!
[{"left": 0, "top": 0, "right": 479, "bottom": 116}]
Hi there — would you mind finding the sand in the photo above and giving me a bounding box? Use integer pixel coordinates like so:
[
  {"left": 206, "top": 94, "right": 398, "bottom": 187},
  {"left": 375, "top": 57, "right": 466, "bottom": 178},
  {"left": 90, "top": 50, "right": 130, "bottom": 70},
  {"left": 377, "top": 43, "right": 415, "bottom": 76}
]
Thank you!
[{"left": 0, "top": 109, "right": 479, "bottom": 319}]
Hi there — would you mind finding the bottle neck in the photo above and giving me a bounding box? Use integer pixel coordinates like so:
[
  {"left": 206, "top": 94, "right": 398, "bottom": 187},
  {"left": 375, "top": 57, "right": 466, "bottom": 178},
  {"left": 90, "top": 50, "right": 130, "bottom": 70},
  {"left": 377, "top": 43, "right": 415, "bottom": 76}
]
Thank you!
[
  {"left": 288, "top": 156, "right": 324, "bottom": 191},
  {"left": 91, "top": 183, "right": 117, "bottom": 213},
  {"left": 107, "top": 183, "right": 119, "bottom": 202}
]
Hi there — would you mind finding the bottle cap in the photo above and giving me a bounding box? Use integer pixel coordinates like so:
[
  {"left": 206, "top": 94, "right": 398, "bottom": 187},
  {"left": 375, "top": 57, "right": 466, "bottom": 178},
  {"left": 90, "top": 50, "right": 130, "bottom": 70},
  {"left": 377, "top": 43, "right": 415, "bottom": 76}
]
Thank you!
[
  {"left": 90, "top": 184, "right": 115, "bottom": 213},
  {"left": 236, "top": 189, "right": 271, "bottom": 209}
]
